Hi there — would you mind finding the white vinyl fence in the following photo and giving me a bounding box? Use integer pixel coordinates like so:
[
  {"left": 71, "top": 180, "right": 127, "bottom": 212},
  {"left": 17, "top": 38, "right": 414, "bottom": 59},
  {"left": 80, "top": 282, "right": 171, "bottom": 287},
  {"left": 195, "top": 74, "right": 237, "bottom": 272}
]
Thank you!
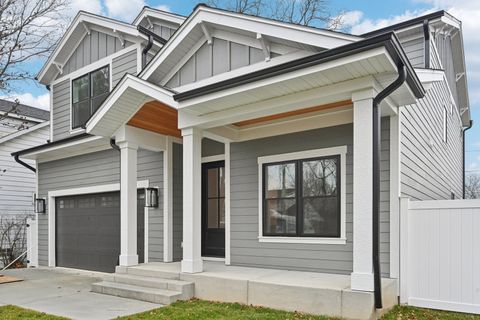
[
  {"left": 400, "top": 198, "right": 480, "bottom": 314},
  {"left": 26, "top": 218, "right": 38, "bottom": 267}
]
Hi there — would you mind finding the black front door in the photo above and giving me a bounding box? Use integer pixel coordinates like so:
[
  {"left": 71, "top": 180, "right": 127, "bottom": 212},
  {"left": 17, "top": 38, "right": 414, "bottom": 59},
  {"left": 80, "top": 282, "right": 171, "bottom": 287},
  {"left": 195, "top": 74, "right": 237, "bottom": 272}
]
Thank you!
[{"left": 202, "top": 161, "right": 225, "bottom": 257}]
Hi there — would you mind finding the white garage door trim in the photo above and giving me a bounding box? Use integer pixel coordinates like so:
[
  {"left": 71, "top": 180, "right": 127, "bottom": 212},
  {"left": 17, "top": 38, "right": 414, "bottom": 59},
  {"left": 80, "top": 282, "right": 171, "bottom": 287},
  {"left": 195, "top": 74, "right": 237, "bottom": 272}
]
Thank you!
[{"left": 48, "top": 180, "right": 149, "bottom": 268}]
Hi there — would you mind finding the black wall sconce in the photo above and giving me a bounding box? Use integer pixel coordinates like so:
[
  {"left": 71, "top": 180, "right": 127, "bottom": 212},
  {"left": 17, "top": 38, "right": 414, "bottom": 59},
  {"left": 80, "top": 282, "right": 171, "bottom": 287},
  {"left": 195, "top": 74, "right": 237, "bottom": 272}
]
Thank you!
[
  {"left": 145, "top": 187, "right": 159, "bottom": 208},
  {"left": 34, "top": 198, "right": 46, "bottom": 214}
]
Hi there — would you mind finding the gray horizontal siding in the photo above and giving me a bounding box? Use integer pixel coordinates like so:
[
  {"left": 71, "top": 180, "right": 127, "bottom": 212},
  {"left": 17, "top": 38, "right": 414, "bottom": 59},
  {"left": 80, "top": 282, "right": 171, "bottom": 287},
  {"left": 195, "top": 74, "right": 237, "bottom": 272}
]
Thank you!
[
  {"left": 400, "top": 36, "right": 425, "bottom": 68},
  {"left": 230, "top": 123, "right": 391, "bottom": 276},
  {"left": 400, "top": 80, "right": 463, "bottom": 200},
  {"left": 37, "top": 148, "right": 164, "bottom": 267},
  {"left": 52, "top": 79, "right": 71, "bottom": 141},
  {"left": 60, "top": 31, "right": 133, "bottom": 78},
  {"left": 0, "top": 125, "right": 49, "bottom": 215},
  {"left": 112, "top": 49, "right": 138, "bottom": 87}
]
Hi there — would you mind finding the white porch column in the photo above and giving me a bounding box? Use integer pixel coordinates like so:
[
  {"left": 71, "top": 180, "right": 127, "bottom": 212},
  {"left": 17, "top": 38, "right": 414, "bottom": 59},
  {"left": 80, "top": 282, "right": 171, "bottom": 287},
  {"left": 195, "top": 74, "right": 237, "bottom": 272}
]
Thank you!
[
  {"left": 118, "top": 141, "right": 139, "bottom": 266},
  {"left": 163, "top": 136, "right": 174, "bottom": 263},
  {"left": 181, "top": 127, "right": 203, "bottom": 273},
  {"left": 351, "top": 89, "right": 375, "bottom": 291}
]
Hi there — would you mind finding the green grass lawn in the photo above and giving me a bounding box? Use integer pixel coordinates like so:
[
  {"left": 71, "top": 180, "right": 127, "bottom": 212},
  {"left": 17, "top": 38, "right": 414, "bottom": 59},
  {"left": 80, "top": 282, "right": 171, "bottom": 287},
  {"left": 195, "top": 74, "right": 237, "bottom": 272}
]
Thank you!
[{"left": 1, "top": 300, "right": 480, "bottom": 320}]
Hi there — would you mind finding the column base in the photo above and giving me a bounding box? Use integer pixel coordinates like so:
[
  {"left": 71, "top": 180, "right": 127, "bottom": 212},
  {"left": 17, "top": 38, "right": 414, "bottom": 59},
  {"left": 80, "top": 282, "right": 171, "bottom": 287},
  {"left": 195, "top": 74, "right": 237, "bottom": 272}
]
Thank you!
[
  {"left": 181, "top": 258, "right": 203, "bottom": 273},
  {"left": 119, "top": 254, "right": 139, "bottom": 266},
  {"left": 351, "top": 272, "right": 374, "bottom": 291}
]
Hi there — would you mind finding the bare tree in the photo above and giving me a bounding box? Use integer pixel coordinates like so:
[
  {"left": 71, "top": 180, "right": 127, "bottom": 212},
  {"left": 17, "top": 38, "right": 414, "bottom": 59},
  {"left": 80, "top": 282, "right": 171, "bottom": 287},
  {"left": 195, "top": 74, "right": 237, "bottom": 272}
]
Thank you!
[
  {"left": 0, "top": 0, "right": 67, "bottom": 94},
  {"left": 206, "top": 0, "right": 343, "bottom": 29},
  {"left": 465, "top": 173, "right": 480, "bottom": 199},
  {"left": 0, "top": 215, "right": 29, "bottom": 268}
]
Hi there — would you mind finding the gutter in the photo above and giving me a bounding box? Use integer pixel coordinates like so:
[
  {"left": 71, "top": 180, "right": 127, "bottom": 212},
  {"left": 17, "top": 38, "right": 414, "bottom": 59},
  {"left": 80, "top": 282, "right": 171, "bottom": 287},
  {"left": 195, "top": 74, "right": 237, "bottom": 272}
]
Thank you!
[
  {"left": 110, "top": 138, "right": 120, "bottom": 151},
  {"left": 372, "top": 63, "right": 407, "bottom": 309},
  {"left": 463, "top": 120, "right": 474, "bottom": 199},
  {"left": 137, "top": 25, "right": 167, "bottom": 69},
  {"left": 14, "top": 154, "right": 36, "bottom": 173}
]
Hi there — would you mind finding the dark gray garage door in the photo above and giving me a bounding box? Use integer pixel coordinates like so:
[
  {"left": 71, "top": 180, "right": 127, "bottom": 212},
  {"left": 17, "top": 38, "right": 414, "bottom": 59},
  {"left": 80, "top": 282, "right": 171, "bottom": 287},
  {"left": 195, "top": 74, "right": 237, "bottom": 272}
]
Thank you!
[{"left": 56, "top": 190, "right": 145, "bottom": 273}]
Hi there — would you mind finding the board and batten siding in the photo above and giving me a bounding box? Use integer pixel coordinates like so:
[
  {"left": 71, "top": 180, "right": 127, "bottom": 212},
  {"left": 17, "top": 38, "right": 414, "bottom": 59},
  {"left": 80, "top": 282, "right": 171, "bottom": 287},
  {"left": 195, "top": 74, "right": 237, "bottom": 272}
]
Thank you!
[
  {"left": 0, "top": 125, "right": 49, "bottom": 215},
  {"left": 400, "top": 80, "right": 463, "bottom": 200},
  {"left": 165, "top": 38, "right": 278, "bottom": 88},
  {"left": 37, "top": 148, "right": 164, "bottom": 266},
  {"left": 229, "top": 123, "right": 391, "bottom": 276},
  {"left": 59, "top": 30, "right": 133, "bottom": 78}
]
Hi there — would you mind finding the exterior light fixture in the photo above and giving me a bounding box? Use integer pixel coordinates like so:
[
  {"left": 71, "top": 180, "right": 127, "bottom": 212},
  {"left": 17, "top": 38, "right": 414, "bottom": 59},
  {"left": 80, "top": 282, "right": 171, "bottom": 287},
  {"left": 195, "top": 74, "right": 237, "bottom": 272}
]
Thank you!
[
  {"left": 145, "top": 187, "right": 159, "bottom": 208},
  {"left": 34, "top": 198, "right": 46, "bottom": 214}
]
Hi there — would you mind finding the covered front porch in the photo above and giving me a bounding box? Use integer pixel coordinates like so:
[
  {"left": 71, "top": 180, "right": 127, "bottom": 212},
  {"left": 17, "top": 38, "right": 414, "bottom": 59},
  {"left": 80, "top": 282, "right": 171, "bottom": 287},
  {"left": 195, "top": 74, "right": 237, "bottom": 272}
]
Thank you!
[{"left": 114, "top": 260, "right": 397, "bottom": 318}]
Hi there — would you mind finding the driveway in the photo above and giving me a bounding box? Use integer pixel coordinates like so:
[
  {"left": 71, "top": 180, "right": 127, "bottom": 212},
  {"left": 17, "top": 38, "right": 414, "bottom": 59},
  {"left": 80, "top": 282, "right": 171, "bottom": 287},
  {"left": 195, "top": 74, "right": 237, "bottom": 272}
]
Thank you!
[{"left": 0, "top": 267, "right": 160, "bottom": 320}]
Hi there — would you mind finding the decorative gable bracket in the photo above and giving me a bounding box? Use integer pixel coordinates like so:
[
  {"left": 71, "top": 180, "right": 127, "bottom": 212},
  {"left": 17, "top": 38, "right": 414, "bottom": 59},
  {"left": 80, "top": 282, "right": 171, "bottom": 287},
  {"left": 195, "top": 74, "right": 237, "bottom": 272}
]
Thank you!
[
  {"left": 53, "top": 62, "right": 63, "bottom": 75},
  {"left": 256, "top": 33, "right": 271, "bottom": 61},
  {"left": 113, "top": 30, "right": 126, "bottom": 47},
  {"left": 199, "top": 21, "right": 212, "bottom": 45}
]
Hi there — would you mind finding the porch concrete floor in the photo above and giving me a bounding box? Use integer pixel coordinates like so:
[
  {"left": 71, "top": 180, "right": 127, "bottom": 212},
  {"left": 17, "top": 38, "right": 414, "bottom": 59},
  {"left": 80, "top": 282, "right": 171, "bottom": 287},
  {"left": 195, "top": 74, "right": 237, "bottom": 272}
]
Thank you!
[
  {"left": 117, "top": 261, "right": 397, "bottom": 319},
  {"left": 0, "top": 268, "right": 160, "bottom": 320},
  {"left": 124, "top": 261, "right": 353, "bottom": 290}
]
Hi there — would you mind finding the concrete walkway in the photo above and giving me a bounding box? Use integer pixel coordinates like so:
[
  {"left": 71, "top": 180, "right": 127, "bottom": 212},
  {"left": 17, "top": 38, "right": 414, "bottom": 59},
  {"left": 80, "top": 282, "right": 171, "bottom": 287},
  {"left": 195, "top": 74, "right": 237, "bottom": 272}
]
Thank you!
[{"left": 0, "top": 268, "right": 161, "bottom": 320}]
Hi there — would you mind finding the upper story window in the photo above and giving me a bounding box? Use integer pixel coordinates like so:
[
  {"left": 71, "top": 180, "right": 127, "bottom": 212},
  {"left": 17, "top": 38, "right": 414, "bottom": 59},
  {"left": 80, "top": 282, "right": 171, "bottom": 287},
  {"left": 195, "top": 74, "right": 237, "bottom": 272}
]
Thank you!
[{"left": 72, "top": 66, "right": 110, "bottom": 129}]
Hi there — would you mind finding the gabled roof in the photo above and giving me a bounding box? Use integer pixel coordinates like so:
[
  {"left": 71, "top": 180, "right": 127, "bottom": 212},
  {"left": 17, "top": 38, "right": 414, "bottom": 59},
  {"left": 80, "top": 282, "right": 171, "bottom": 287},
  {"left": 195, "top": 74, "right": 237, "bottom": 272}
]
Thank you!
[
  {"left": 132, "top": 6, "right": 186, "bottom": 26},
  {"left": 140, "top": 4, "right": 361, "bottom": 84},
  {"left": 0, "top": 99, "right": 49, "bottom": 121},
  {"left": 36, "top": 11, "right": 152, "bottom": 85},
  {"left": 0, "top": 121, "right": 49, "bottom": 145}
]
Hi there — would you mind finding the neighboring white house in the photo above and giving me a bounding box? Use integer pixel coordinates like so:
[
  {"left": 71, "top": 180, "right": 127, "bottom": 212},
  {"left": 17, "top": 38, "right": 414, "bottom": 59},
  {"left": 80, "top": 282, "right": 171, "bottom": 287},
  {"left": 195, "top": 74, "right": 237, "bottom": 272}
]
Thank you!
[{"left": 0, "top": 100, "right": 49, "bottom": 216}]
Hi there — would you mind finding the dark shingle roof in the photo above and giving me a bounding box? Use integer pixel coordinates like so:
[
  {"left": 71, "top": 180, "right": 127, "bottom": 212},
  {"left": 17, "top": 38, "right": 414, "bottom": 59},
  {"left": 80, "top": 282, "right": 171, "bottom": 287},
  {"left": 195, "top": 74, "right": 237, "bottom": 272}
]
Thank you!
[{"left": 0, "top": 99, "right": 49, "bottom": 121}]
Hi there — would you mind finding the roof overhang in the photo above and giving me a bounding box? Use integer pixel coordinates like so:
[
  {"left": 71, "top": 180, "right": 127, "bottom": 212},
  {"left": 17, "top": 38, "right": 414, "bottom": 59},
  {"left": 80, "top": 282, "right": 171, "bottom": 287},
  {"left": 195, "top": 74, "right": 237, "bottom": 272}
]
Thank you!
[
  {"left": 415, "top": 68, "right": 445, "bottom": 90},
  {"left": 85, "top": 74, "right": 178, "bottom": 137},
  {"left": 37, "top": 11, "right": 152, "bottom": 85},
  {"left": 172, "top": 32, "right": 424, "bottom": 129},
  {"left": 12, "top": 134, "right": 111, "bottom": 162},
  {"left": 0, "top": 121, "right": 49, "bottom": 145}
]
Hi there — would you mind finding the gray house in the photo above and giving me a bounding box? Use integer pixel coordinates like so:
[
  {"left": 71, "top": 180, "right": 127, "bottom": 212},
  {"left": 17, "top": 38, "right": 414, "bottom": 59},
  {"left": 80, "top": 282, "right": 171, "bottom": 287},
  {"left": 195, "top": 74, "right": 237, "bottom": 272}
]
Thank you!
[{"left": 13, "top": 6, "right": 470, "bottom": 319}]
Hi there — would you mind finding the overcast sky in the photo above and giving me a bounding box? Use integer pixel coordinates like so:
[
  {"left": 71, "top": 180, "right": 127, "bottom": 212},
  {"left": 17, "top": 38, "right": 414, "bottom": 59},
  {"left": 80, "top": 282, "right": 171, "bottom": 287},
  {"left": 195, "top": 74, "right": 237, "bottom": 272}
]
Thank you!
[{"left": 4, "top": 0, "right": 479, "bottom": 171}]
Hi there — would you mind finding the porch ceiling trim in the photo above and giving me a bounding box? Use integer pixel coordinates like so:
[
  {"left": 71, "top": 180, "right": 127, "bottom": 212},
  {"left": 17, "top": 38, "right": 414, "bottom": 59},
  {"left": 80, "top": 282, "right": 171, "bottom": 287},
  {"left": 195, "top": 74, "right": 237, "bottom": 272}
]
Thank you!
[
  {"left": 174, "top": 32, "right": 424, "bottom": 103},
  {"left": 85, "top": 74, "right": 178, "bottom": 138}
]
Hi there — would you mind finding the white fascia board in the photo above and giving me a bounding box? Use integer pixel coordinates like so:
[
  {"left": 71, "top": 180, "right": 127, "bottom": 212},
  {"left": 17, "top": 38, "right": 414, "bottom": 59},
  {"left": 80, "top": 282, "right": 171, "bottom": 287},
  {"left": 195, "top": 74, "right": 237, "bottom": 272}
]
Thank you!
[
  {"left": 0, "top": 121, "right": 49, "bottom": 145},
  {"left": 132, "top": 7, "right": 185, "bottom": 26},
  {"left": 21, "top": 136, "right": 105, "bottom": 160},
  {"left": 37, "top": 12, "right": 146, "bottom": 85},
  {"left": 140, "top": 6, "right": 359, "bottom": 80},
  {"left": 86, "top": 74, "right": 178, "bottom": 135}
]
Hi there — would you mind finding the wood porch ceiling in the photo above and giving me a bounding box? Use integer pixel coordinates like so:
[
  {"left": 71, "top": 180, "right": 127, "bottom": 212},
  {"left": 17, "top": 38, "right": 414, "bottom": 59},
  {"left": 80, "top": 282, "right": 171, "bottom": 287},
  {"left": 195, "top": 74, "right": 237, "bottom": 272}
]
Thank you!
[
  {"left": 232, "top": 100, "right": 353, "bottom": 127},
  {"left": 127, "top": 101, "right": 181, "bottom": 138}
]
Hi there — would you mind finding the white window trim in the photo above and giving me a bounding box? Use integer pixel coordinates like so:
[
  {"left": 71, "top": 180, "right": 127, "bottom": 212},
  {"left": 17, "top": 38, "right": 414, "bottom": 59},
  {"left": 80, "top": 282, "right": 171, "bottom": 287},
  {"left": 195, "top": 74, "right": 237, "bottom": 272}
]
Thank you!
[
  {"left": 257, "top": 146, "right": 347, "bottom": 245},
  {"left": 47, "top": 180, "right": 149, "bottom": 267},
  {"left": 70, "top": 63, "right": 112, "bottom": 133}
]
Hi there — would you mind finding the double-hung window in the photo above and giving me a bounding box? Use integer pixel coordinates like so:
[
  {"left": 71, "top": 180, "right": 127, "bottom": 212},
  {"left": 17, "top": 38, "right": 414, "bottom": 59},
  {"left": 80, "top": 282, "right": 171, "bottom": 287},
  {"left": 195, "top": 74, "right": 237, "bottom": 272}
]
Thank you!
[
  {"left": 262, "top": 152, "right": 342, "bottom": 239},
  {"left": 72, "top": 66, "right": 110, "bottom": 129}
]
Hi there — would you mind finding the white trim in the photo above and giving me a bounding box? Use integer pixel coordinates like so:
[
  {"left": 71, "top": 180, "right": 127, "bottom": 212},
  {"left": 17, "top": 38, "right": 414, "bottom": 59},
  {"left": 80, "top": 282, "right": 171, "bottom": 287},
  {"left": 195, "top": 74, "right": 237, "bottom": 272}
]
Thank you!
[
  {"left": 202, "top": 256, "right": 225, "bottom": 262},
  {"left": 47, "top": 180, "right": 149, "bottom": 268},
  {"left": 224, "top": 142, "right": 231, "bottom": 265},
  {"left": 201, "top": 154, "right": 225, "bottom": 163},
  {"left": 258, "top": 236, "right": 346, "bottom": 245},
  {"left": 49, "top": 89, "right": 54, "bottom": 141},
  {"left": 257, "top": 146, "right": 347, "bottom": 245},
  {"left": 389, "top": 114, "right": 401, "bottom": 280},
  {"left": 132, "top": 7, "right": 185, "bottom": 26},
  {"left": 163, "top": 136, "right": 174, "bottom": 262},
  {"left": 0, "top": 121, "right": 49, "bottom": 145},
  {"left": 22, "top": 135, "right": 105, "bottom": 158},
  {"left": 408, "top": 198, "right": 480, "bottom": 210}
]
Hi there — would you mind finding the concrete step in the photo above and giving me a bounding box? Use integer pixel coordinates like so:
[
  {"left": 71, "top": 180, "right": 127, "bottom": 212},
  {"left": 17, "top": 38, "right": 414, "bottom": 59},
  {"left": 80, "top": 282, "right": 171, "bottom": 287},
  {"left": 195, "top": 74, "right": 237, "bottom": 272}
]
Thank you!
[
  {"left": 116, "top": 265, "right": 180, "bottom": 280},
  {"left": 103, "top": 273, "right": 194, "bottom": 299},
  {"left": 92, "top": 281, "right": 183, "bottom": 305}
]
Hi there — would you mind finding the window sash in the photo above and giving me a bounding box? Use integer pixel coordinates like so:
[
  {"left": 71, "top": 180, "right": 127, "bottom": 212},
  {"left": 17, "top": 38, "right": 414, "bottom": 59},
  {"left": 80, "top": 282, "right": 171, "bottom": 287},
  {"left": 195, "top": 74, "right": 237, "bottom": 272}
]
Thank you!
[
  {"left": 71, "top": 66, "right": 109, "bottom": 129},
  {"left": 262, "top": 155, "right": 341, "bottom": 238}
]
